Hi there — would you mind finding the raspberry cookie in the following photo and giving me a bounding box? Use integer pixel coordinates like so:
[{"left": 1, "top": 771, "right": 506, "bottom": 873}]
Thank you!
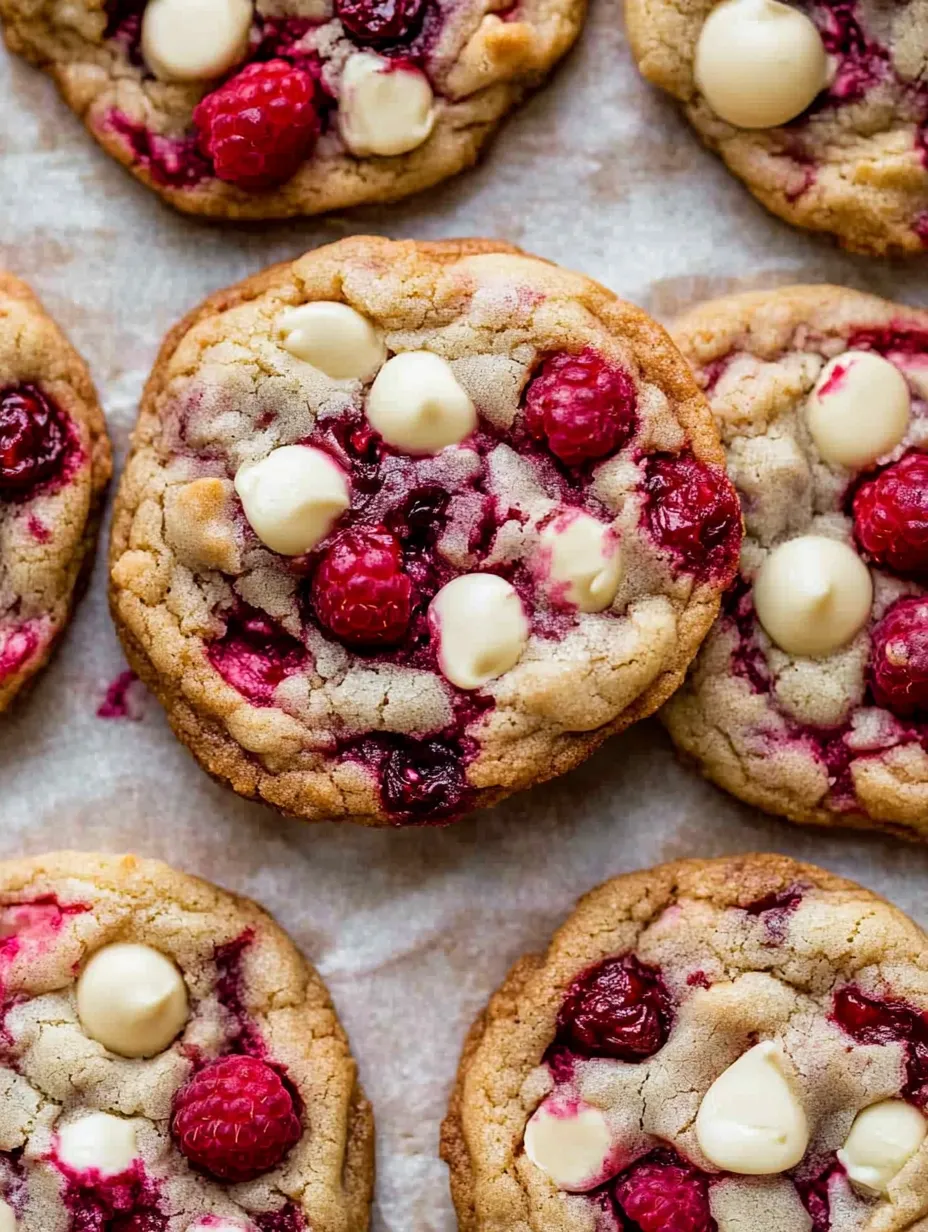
[
  {"left": 442, "top": 853, "right": 928, "bottom": 1232},
  {"left": 0, "top": 275, "right": 110, "bottom": 713},
  {"left": 0, "top": 0, "right": 582, "bottom": 219},
  {"left": 0, "top": 850, "right": 373, "bottom": 1231},
  {"left": 109, "top": 236, "right": 741, "bottom": 827},
  {"left": 662, "top": 285, "right": 928, "bottom": 839},
  {"left": 624, "top": 1, "right": 928, "bottom": 256}
]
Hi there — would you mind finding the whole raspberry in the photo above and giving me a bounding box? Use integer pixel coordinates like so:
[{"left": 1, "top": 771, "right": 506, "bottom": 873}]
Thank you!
[
  {"left": 523, "top": 349, "right": 638, "bottom": 466},
  {"left": 557, "top": 954, "right": 673, "bottom": 1061},
  {"left": 336, "top": 0, "right": 425, "bottom": 42},
  {"left": 854, "top": 453, "right": 928, "bottom": 576},
  {"left": 615, "top": 1152, "right": 714, "bottom": 1232},
  {"left": 644, "top": 453, "right": 742, "bottom": 581},
  {"left": 0, "top": 384, "right": 68, "bottom": 495},
  {"left": 194, "top": 60, "right": 320, "bottom": 190},
  {"left": 870, "top": 598, "right": 928, "bottom": 717},
  {"left": 171, "top": 1056, "right": 302, "bottom": 1182},
  {"left": 312, "top": 525, "right": 413, "bottom": 647}
]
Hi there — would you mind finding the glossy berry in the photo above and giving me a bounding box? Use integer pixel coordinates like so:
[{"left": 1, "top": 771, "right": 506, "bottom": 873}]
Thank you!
[
  {"left": 644, "top": 453, "right": 742, "bottom": 581},
  {"left": 870, "top": 598, "right": 928, "bottom": 717},
  {"left": 523, "top": 349, "right": 638, "bottom": 466},
  {"left": 557, "top": 954, "right": 672, "bottom": 1061},
  {"left": 194, "top": 60, "right": 320, "bottom": 190},
  {"left": 207, "top": 611, "right": 306, "bottom": 706},
  {"left": 171, "top": 1056, "right": 302, "bottom": 1182},
  {"left": 312, "top": 526, "right": 413, "bottom": 648},
  {"left": 336, "top": 0, "right": 425, "bottom": 42},
  {"left": 381, "top": 738, "right": 465, "bottom": 820},
  {"left": 833, "top": 985, "right": 928, "bottom": 1106},
  {"left": 854, "top": 453, "right": 928, "bottom": 577},
  {"left": 614, "top": 1152, "right": 714, "bottom": 1232},
  {"left": 0, "top": 384, "right": 68, "bottom": 495}
]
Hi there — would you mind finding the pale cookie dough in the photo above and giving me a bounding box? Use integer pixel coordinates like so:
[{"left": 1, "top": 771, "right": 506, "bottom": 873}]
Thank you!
[
  {"left": 0, "top": 274, "right": 111, "bottom": 715},
  {"left": 441, "top": 854, "right": 928, "bottom": 1232},
  {"left": 624, "top": 0, "right": 928, "bottom": 256},
  {"left": 0, "top": 851, "right": 373, "bottom": 1231},
  {"left": 109, "top": 236, "right": 741, "bottom": 827}
]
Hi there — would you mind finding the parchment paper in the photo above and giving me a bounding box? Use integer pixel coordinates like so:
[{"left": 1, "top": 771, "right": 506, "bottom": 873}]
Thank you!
[{"left": 2, "top": 6, "right": 928, "bottom": 1227}]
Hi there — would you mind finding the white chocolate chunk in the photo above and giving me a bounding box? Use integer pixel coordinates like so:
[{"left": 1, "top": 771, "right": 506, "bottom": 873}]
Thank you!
[
  {"left": 235, "top": 445, "right": 350, "bottom": 556},
  {"left": 838, "top": 1100, "right": 928, "bottom": 1195},
  {"left": 340, "top": 53, "right": 435, "bottom": 157},
  {"left": 753, "top": 536, "right": 872, "bottom": 658},
  {"left": 538, "top": 510, "right": 623, "bottom": 613},
  {"left": 807, "top": 351, "right": 911, "bottom": 468},
  {"left": 142, "top": 0, "right": 253, "bottom": 82},
  {"left": 277, "top": 302, "right": 386, "bottom": 382},
  {"left": 524, "top": 1099, "right": 616, "bottom": 1192},
  {"left": 0, "top": 1200, "right": 15, "bottom": 1232},
  {"left": 695, "top": 0, "right": 828, "bottom": 129},
  {"left": 430, "top": 574, "right": 529, "bottom": 689},
  {"left": 366, "top": 352, "right": 477, "bottom": 455},
  {"left": 58, "top": 1113, "right": 139, "bottom": 1176},
  {"left": 77, "top": 942, "right": 188, "bottom": 1059},
  {"left": 696, "top": 1042, "right": 810, "bottom": 1175}
]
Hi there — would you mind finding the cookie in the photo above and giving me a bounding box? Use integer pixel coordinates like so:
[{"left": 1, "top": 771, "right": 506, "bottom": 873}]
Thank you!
[
  {"left": 109, "top": 235, "right": 741, "bottom": 827},
  {"left": 662, "top": 284, "right": 928, "bottom": 840},
  {"left": 441, "top": 853, "right": 928, "bottom": 1232},
  {"left": 0, "top": 0, "right": 582, "bottom": 220},
  {"left": 0, "top": 275, "right": 111, "bottom": 714},
  {"left": 0, "top": 850, "right": 373, "bottom": 1231},
  {"left": 624, "top": 0, "right": 928, "bottom": 257}
]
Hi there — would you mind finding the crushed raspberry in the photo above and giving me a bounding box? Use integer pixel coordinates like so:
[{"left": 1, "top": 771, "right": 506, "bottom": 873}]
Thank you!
[
  {"left": 854, "top": 453, "right": 928, "bottom": 577},
  {"left": 644, "top": 453, "right": 742, "bottom": 581},
  {"left": 381, "top": 738, "right": 466, "bottom": 821},
  {"left": 253, "top": 1209, "right": 307, "bottom": 1232},
  {"left": 312, "top": 526, "right": 413, "bottom": 648},
  {"left": 794, "top": 1157, "right": 843, "bottom": 1232},
  {"left": 207, "top": 610, "right": 306, "bottom": 706},
  {"left": 832, "top": 985, "right": 928, "bottom": 1106},
  {"left": 214, "top": 931, "right": 265, "bottom": 1057},
  {"left": 742, "top": 886, "right": 804, "bottom": 941},
  {"left": 523, "top": 349, "right": 638, "bottom": 467},
  {"left": 817, "top": 2, "right": 887, "bottom": 102},
  {"left": 194, "top": 60, "right": 320, "bottom": 190},
  {"left": 107, "top": 113, "right": 210, "bottom": 189},
  {"left": 614, "top": 1151, "right": 715, "bottom": 1232},
  {"left": 557, "top": 954, "right": 673, "bottom": 1061},
  {"left": 171, "top": 1055, "right": 302, "bottom": 1182},
  {"left": 870, "top": 598, "right": 928, "bottom": 718},
  {"left": 336, "top": 0, "right": 425, "bottom": 42},
  {"left": 0, "top": 384, "right": 69, "bottom": 496}
]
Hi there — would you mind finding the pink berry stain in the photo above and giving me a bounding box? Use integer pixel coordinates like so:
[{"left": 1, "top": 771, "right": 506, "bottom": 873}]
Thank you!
[
  {"left": 794, "top": 1156, "right": 846, "bottom": 1232},
  {"left": 27, "top": 515, "right": 51, "bottom": 543},
  {"left": 104, "top": 113, "right": 211, "bottom": 190},
  {"left": 0, "top": 622, "right": 41, "bottom": 684},
  {"left": 97, "top": 671, "right": 145, "bottom": 721},
  {"left": 213, "top": 929, "right": 266, "bottom": 1057},
  {"left": 557, "top": 954, "right": 673, "bottom": 1062},
  {"left": 832, "top": 984, "right": 928, "bottom": 1107},
  {"left": 207, "top": 610, "right": 307, "bottom": 707},
  {"left": 742, "top": 886, "right": 805, "bottom": 943},
  {"left": 53, "top": 1149, "right": 166, "bottom": 1232},
  {"left": 0, "top": 895, "right": 89, "bottom": 964}
]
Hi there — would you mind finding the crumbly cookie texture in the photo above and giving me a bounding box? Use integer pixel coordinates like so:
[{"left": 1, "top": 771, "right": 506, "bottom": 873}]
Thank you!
[
  {"left": 624, "top": 0, "right": 928, "bottom": 257},
  {"left": 0, "top": 275, "right": 111, "bottom": 714},
  {"left": 109, "top": 236, "right": 740, "bottom": 827},
  {"left": 441, "top": 853, "right": 928, "bottom": 1232},
  {"left": 662, "top": 284, "right": 928, "bottom": 840},
  {"left": 0, "top": 851, "right": 373, "bottom": 1232},
  {"left": 0, "top": 0, "right": 583, "bottom": 219}
]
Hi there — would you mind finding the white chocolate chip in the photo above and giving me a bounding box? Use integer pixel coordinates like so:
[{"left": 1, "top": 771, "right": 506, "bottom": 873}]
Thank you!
[
  {"left": 77, "top": 942, "right": 188, "bottom": 1059},
  {"left": 339, "top": 53, "right": 436, "bottom": 156},
  {"left": 807, "top": 351, "right": 911, "bottom": 468},
  {"left": 366, "top": 352, "right": 477, "bottom": 455},
  {"left": 753, "top": 535, "right": 872, "bottom": 658},
  {"left": 277, "top": 302, "right": 386, "bottom": 382},
  {"left": 537, "top": 510, "right": 623, "bottom": 613},
  {"left": 695, "top": 0, "right": 829, "bottom": 129},
  {"left": 142, "top": 0, "right": 253, "bottom": 82},
  {"left": 234, "top": 445, "right": 350, "bottom": 556},
  {"left": 838, "top": 1099, "right": 928, "bottom": 1195},
  {"left": 696, "top": 1042, "right": 810, "bottom": 1175},
  {"left": 0, "top": 1200, "right": 14, "bottom": 1232},
  {"left": 58, "top": 1113, "right": 139, "bottom": 1176},
  {"left": 430, "top": 573, "right": 529, "bottom": 689},
  {"left": 524, "top": 1099, "right": 616, "bottom": 1192}
]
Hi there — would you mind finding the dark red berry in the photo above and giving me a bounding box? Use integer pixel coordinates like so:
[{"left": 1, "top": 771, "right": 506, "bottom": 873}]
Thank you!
[
  {"left": 380, "top": 737, "right": 466, "bottom": 821},
  {"left": 312, "top": 525, "right": 413, "bottom": 648},
  {"left": 557, "top": 954, "right": 672, "bottom": 1061},
  {"left": 0, "top": 384, "right": 69, "bottom": 495},
  {"left": 870, "top": 598, "right": 928, "bottom": 717},
  {"left": 644, "top": 453, "right": 742, "bottom": 581},
  {"left": 833, "top": 985, "right": 928, "bottom": 1106},
  {"left": 336, "top": 0, "right": 425, "bottom": 42},
  {"left": 854, "top": 453, "right": 928, "bottom": 577},
  {"left": 614, "top": 1151, "right": 715, "bottom": 1232},
  {"left": 523, "top": 349, "right": 638, "bottom": 467},
  {"left": 207, "top": 610, "right": 306, "bottom": 706}
]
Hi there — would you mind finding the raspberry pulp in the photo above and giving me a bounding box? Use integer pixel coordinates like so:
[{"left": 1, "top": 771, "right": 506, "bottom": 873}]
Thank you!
[
  {"left": 207, "top": 610, "right": 306, "bottom": 706},
  {"left": 336, "top": 0, "right": 426, "bottom": 42},
  {"left": 854, "top": 453, "right": 928, "bottom": 577},
  {"left": 614, "top": 1151, "right": 715, "bottom": 1232},
  {"left": 523, "top": 349, "right": 638, "bottom": 467},
  {"left": 794, "top": 1157, "right": 843, "bottom": 1232},
  {"left": 869, "top": 598, "right": 928, "bottom": 718},
  {"left": 381, "top": 737, "right": 466, "bottom": 821},
  {"left": 644, "top": 453, "right": 742, "bottom": 581},
  {"left": 312, "top": 525, "right": 413, "bottom": 647},
  {"left": 832, "top": 985, "right": 928, "bottom": 1106},
  {"left": 0, "top": 384, "right": 69, "bottom": 496},
  {"left": 557, "top": 954, "right": 672, "bottom": 1061}
]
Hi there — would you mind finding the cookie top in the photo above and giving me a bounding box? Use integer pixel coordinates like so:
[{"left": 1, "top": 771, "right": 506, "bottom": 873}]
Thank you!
[
  {"left": 109, "top": 236, "right": 741, "bottom": 827},
  {"left": 662, "top": 284, "right": 928, "bottom": 840},
  {"left": 624, "top": 0, "right": 928, "bottom": 256},
  {"left": 441, "top": 853, "right": 928, "bottom": 1232},
  {"left": 0, "top": 275, "right": 110, "bottom": 714},
  {"left": 0, "top": 0, "right": 582, "bottom": 219},
  {"left": 0, "top": 851, "right": 373, "bottom": 1232}
]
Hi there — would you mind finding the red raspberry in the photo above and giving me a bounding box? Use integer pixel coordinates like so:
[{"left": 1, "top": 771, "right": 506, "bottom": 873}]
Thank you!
[
  {"left": 854, "top": 453, "right": 928, "bottom": 577},
  {"left": 644, "top": 453, "right": 742, "bottom": 581},
  {"left": 0, "top": 384, "right": 68, "bottom": 495},
  {"left": 870, "top": 598, "right": 928, "bottom": 717},
  {"left": 557, "top": 954, "right": 672, "bottom": 1061},
  {"left": 336, "top": 0, "right": 425, "bottom": 42},
  {"left": 194, "top": 60, "right": 320, "bottom": 190},
  {"left": 171, "top": 1056, "right": 302, "bottom": 1182},
  {"left": 312, "top": 525, "right": 413, "bottom": 647},
  {"left": 615, "top": 1153, "right": 714, "bottom": 1232},
  {"left": 523, "top": 349, "right": 638, "bottom": 466}
]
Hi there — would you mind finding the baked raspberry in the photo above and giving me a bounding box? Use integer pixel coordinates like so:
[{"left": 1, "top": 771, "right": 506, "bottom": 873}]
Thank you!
[
  {"left": 832, "top": 985, "right": 928, "bottom": 1106},
  {"left": 614, "top": 1151, "right": 715, "bottom": 1232},
  {"left": 207, "top": 610, "right": 306, "bottom": 706},
  {"left": 194, "top": 61, "right": 320, "bottom": 190},
  {"left": 557, "top": 954, "right": 673, "bottom": 1061},
  {"left": 336, "top": 0, "right": 426, "bottom": 43},
  {"left": 312, "top": 526, "right": 413, "bottom": 648},
  {"left": 253, "top": 1208, "right": 307, "bottom": 1232},
  {"left": 869, "top": 597, "right": 928, "bottom": 717},
  {"left": 853, "top": 453, "right": 928, "bottom": 576},
  {"left": 523, "top": 349, "right": 637, "bottom": 466},
  {"left": 644, "top": 453, "right": 742, "bottom": 581},
  {"left": 0, "top": 384, "right": 69, "bottom": 495},
  {"left": 171, "top": 1055, "right": 302, "bottom": 1182},
  {"left": 380, "top": 737, "right": 465, "bottom": 820},
  {"left": 794, "top": 1158, "right": 841, "bottom": 1232}
]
